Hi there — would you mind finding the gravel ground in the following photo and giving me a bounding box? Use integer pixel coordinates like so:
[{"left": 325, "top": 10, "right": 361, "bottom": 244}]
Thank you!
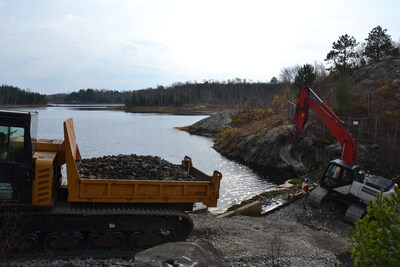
[
  {"left": 77, "top": 154, "right": 196, "bottom": 181},
  {"left": 5, "top": 198, "right": 354, "bottom": 267},
  {"left": 189, "top": 198, "right": 354, "bottom": 266}
]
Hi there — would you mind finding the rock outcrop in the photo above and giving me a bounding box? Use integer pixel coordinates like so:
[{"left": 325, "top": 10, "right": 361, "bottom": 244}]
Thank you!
[
  {"left": 214, "top": 124, "right": 319, "bottom": 181},
  {"left": 184, "top": 110, "right": 235, "bottom": 136},
  {"left": 353, "top": 56, "right": 400, "bottom": 90},
  {"left": 189, "top": 111, "right": 383, "bottom": 182}
]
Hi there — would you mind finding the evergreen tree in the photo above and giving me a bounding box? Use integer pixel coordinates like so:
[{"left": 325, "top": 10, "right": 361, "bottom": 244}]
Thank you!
[
  {"left": 0, "top": 85, "right": 47, "bottom": 105},
  {"left": 294, "top": 64, "right": 316, "bottom": 89},
  {"left": 325, "top": 34, "right": 359, "bottom": 73},
  {"left": 123, "top": 81, "right": 285, "bottom": 109},
  {"left": 333, "top": 78, "right": 351, "bottom": 115},
  {"left": 364, "top": 26, "right": 395, "bottom": 62},
  {"left": 270, "top": 77, "right": 278, "bottom": 84},
  {"left": 125, "top": 92, "right": 138, "bottom": 107},
  {"left": 350, "top": 187, "right": 400, "bottom": 267}
]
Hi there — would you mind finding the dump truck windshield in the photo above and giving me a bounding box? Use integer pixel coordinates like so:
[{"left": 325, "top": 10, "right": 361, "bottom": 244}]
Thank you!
[{"left": 0, "top": 125, "right": 26, "bottom": 163}]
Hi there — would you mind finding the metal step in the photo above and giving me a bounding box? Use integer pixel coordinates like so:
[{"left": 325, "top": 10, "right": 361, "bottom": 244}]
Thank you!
[
  {"left": 344, "top": 203, "right": 366, "bottom": 223},
  {"left": 308, "top": 186, "right": 329, "bottom": 208}
]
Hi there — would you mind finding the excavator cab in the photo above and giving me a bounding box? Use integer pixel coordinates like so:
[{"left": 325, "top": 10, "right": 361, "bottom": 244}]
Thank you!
[
  {"left": 320, "top": 159, "right": 359, "bottom": 189},
  {"left": 0, "top": 110, "right": 37, "bottom": 204}
]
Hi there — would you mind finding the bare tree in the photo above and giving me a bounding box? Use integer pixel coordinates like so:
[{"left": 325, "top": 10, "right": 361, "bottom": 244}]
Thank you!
[
  {"left": 313, "top": 61, "right": 328, "bottom": 83},
  {"left": 279, "top": 65, "right": 300, "bottom": 85}
]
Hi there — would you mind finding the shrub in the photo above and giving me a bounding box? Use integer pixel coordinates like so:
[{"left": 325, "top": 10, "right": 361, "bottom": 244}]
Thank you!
[{"left": 350, "top": 187, "right": 400, "bottom": 266}]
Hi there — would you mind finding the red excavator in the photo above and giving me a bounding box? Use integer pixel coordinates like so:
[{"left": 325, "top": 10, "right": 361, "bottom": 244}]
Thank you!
[{"left": 291, "top": 87, "right": 396, "bottom": 223}]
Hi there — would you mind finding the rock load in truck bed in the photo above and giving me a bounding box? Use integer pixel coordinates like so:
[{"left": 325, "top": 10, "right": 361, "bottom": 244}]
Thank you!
[{"left": 77, "top": 154, "right": 197, "bottom": 181}]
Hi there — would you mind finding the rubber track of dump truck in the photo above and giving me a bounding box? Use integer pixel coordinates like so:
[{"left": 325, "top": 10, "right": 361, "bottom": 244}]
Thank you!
[{"left": 1, "top": 202, "right": 193, "bottom": 260}]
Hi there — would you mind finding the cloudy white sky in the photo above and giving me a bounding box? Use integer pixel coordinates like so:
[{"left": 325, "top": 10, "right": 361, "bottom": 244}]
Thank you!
[{"left": 0, "top": 0, "right": 399, "bottom": 94}]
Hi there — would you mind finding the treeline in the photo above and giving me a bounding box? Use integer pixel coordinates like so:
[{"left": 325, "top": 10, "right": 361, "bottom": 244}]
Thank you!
[
  {"left": 0, "top": 84, "right": 47, "bottom": 105},
  {"left": 125, "top": 80, "right": 285, "bottom": 108},
  {"left": 324, "top": 25, "right": 399, "bottom": 73},
  {"left": 63, "top": 89, "right": 131, "bottom": 103}
]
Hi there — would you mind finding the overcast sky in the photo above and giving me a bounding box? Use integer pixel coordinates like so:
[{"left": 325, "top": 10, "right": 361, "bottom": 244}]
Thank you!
[{"left": 0, "top": 0, "right": 399, "bottom": 94}]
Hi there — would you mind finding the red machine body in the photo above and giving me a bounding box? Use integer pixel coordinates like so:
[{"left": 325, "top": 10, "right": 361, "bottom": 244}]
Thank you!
[{"left": 291, "top": 87, "right": 357, "bottom": 164}]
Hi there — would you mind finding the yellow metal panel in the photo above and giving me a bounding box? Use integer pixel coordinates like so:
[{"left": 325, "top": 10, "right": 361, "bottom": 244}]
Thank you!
[
  {"left": 186, "top": 185, "right": 208, "bottom": 196},
  {"left": 35, "top": 139, "right": 65, "bottom": 166},
  {"left": 70, "top": 178, "right": 220, "bottom": 206},
  {"left": 63, "top": 119, "right": 82, "bottom": 199},
  {"left": 162, "top": 185, "right": 184, "bottom": 196},
  {"left": 137, "top": 184, "right": 160, "bottom": 196},
  {"left": 32, "top": 151, "right": 57, "bottom": 206},
  {"left": 110, "top": 184, "right": 135, "bottom": 196},
  {"left": 81, "top": 183, "right": 108, "bottom": 196}
]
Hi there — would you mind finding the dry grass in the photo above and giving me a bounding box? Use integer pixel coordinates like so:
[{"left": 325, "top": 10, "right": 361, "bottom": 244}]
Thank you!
[{"left": 216, "top": 110, "right": 287, "bottom": 150}]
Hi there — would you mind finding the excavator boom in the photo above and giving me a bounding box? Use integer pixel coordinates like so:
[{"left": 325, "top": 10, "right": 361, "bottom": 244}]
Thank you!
[{"left": 292, "top": 87, "right": 357, "bottom": 164}]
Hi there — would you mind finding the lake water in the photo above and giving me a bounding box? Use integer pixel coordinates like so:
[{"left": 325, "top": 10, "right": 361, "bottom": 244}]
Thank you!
[{"left": 8, "top": 106, "right": 276, "bottom": 212}]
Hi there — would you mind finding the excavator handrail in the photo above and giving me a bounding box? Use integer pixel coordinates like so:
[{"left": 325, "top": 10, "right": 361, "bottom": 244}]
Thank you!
[{"left": 291, "top": 87, "right": 357, "bottom": 164}]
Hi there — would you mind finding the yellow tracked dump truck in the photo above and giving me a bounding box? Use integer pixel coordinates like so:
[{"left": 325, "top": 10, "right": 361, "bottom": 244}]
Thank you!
[{"left": 0, "top": 110, "right": 221, "bottom": 257}]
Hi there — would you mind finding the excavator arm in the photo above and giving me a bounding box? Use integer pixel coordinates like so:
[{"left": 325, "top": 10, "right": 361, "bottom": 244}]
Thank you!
[{"left": 291, "top": 87, "right": 357, "bottom": 164}]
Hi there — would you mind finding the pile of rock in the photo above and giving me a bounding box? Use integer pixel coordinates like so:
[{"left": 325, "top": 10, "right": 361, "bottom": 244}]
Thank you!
[{"left": 77, "top": 154, "right": 196, "bottom": 181}]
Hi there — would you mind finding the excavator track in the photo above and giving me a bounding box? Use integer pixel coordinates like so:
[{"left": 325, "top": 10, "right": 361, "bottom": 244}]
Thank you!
[
  {"left": 344, "top": 203, "right": 366, "bottom": 223},
  {"left": 308, "top": 185, "right": 329, "bottom": 208},
  {"left": 1, "top": 201, "right": 193, "bottom": 260}
]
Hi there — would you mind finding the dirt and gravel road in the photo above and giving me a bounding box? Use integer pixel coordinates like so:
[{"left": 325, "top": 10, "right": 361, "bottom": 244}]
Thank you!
[
  {"left": 7, "top": 197, "right": 354, "bottom": 267},
  {"left": 190, "top": 198, "right": 353, "bottom": 266}
]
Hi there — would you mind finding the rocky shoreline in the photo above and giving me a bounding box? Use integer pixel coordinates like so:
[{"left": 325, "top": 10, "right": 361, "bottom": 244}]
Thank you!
[{"left": 181, "top": 110, "right": 387, "bottom": 182}]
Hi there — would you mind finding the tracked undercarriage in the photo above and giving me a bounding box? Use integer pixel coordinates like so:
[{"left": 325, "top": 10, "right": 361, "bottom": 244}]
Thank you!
[{"left": 1, "top": 201, "right": 193, "bottom": 259}]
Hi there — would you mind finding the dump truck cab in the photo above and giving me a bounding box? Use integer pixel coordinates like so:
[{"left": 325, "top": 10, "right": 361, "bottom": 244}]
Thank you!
[{"left": 0, "top": 110, "right": 37, "bottom": 204}]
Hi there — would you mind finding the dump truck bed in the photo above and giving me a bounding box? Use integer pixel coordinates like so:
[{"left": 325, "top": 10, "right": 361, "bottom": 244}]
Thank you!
[
  {"left": 62, "top": 118, "right": 221, "bottom": 207},
  {"left": 70, "top": 162, "right": 221, "bottom": 206}
]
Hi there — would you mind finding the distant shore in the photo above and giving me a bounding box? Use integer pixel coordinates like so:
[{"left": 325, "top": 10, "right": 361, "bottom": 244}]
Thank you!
[
  {"left": 124, "top": 106, "right": 226, "bottom": 115},
  {"left": 1, "top": 103, "right": 226, "bottom": 116},
  {"left": 0, "top": 104, "right": 47, "bottom": 108}
]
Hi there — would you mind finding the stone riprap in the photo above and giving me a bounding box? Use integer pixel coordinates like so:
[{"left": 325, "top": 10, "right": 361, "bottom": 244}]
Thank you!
[{"left": 77, "top": 154, "right": 196, "bottom": 181}]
